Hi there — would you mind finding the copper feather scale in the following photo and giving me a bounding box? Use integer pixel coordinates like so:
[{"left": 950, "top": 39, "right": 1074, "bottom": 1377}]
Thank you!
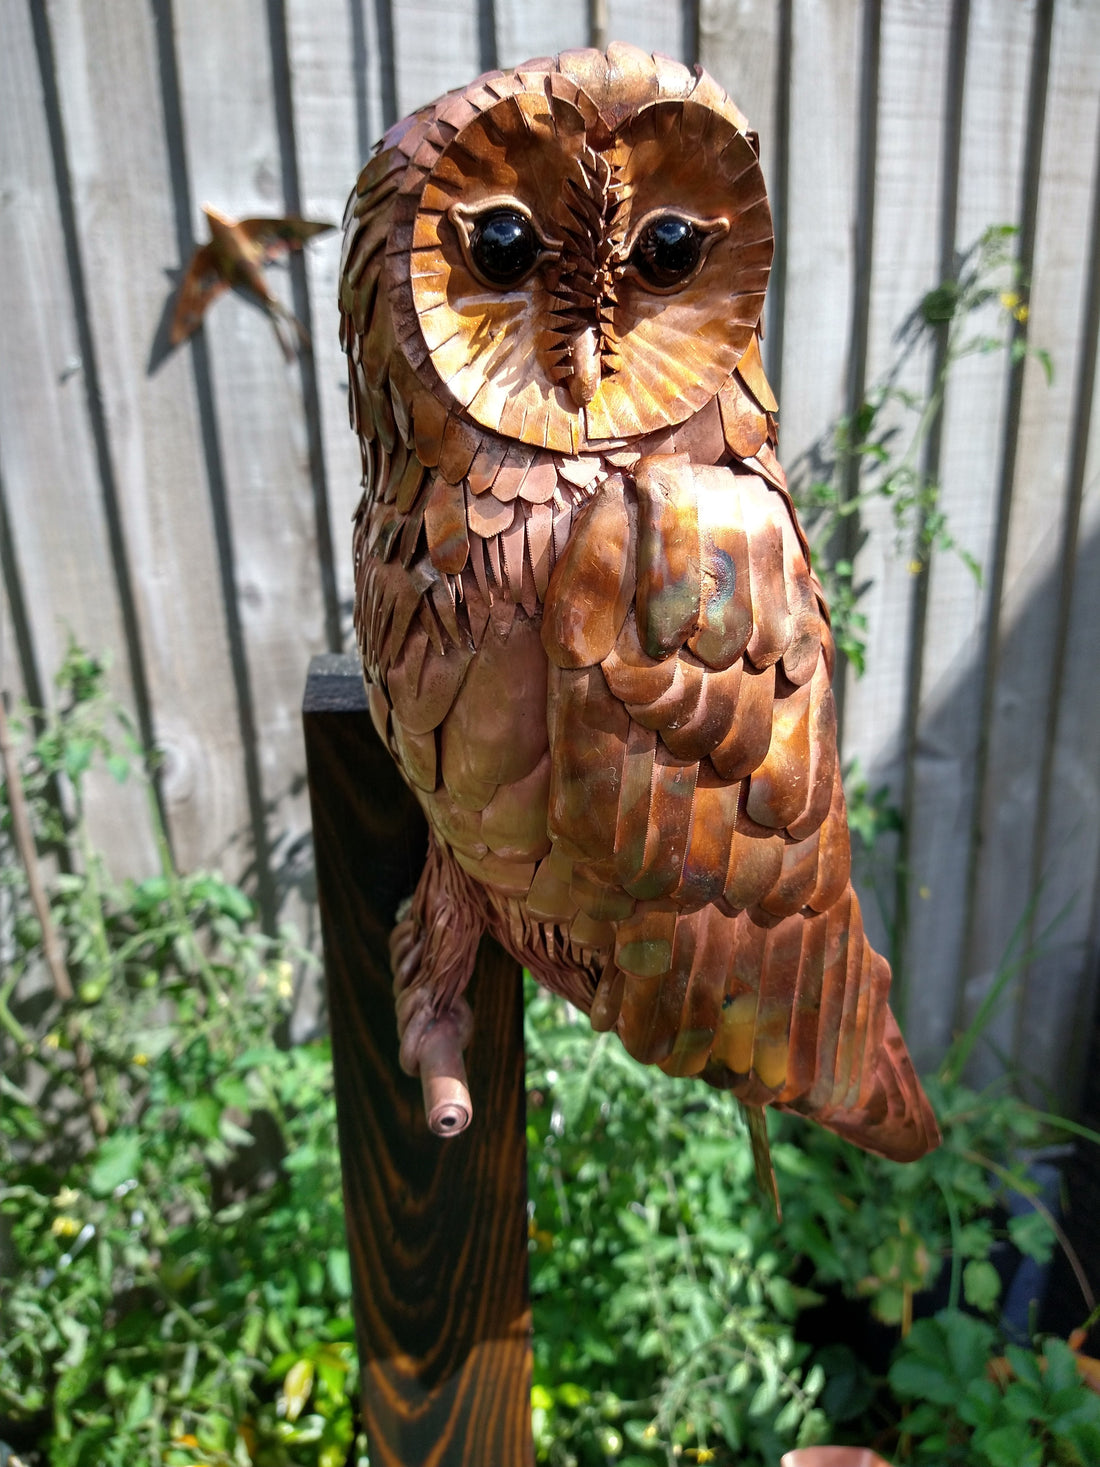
[{"left": 339, "top": 43, "right": 939, "bottom": 1177}]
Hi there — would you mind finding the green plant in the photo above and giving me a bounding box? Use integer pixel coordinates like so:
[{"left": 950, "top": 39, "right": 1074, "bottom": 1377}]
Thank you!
[
  {"left": 0, "top": 646, "right": 363, "bottom": 1467},
  {"left": 526, "top": 971, "right": 1099, "bottom": 1466},
  {"left": 888, "top": 1311, "right": 1100, "bottom": 1466},
  {"left": 4, "top": 649, "right": 1096, "bottom": 1467},
  {"left": 791, "top": 223, "right": 1050, "bottom": 675},
  {"left": 525, "top": 984, "right": 830, "bottom": 1467}
]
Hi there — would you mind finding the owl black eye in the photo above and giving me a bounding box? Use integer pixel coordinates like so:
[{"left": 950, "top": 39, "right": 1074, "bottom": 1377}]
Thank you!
[
  {"left": 470, "top": 210, "right": 541, "bottom": 287},
  {"left": 632, "top": 216, "right": 703, "bottom": 289}
]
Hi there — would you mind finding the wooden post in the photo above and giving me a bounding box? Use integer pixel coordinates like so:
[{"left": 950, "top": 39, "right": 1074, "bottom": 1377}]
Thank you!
[{"left": 303, "top": 654, "right": 534, "bottom": 1467}]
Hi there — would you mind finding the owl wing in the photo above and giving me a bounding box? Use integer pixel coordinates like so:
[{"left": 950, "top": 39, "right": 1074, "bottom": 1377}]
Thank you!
[{"left": 539, "top": 455, "right": 939, "bottom": 1163}]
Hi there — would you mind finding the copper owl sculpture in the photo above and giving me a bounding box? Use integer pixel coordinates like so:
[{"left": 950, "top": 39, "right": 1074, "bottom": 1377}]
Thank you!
[{"left": 339, "top": 43, "right": 939, "bottom": 1179}]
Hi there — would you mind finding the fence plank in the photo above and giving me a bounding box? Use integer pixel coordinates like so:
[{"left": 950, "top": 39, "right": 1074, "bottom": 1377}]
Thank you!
[
  {"left": 841, "top": 0, "right": 952, "bottom": 956},
  {"left": 391, "top": 0, "right": 482, "bottom": 117},
  {"left": 1007, "top": 70, "right": 1100, "bottom": 1103},
  {"left": 607, "top": 0, "right": 687, "bottom": 61},
  {"left": 173, "top": 0, "right": 329, "bottom": 926},
  {"left": 699, "top": 0, "right": 780, "bottom": 200},
  {"left": 0, "top": 0, "right": 157, "bottom": 873},
  {"left": 779, "top": 0, "right": 862, "bottom": 476},
  {"left": 0, "top": 571, "right": 30, "bottom": 712},
  {"left": 496, "top": 1, "right": 589, "bottom": 69},
  {"left": 899, "top": 0, "right": 1036, "bottom": 1064},
  {"left": 303, "top": 656, "right": 532, "bottom": 1467},
  {"left": 1025, "top": 340, "right": 1100, "bottom": 1106},
  {"left": 962, "top": 0, "right": 1100, "bottom": 1090},
  {"left": 40, "top": 0, "right": 257, "bottom": 884},
  {"left": 287, "top": 0, "right": 385, "bottom": 647}
]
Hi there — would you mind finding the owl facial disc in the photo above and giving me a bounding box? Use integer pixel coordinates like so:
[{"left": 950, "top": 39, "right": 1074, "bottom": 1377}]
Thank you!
[{"left": 390, "top": 55, "right": 773, "bottom": 453}]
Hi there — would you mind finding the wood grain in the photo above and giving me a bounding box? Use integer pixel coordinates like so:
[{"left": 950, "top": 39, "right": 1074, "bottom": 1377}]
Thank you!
[{"left": 303, "top": 655, "right": 534, "bottom": 1467}]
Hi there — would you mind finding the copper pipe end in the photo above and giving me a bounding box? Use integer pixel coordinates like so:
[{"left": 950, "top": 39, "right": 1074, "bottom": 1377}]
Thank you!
[{"left": 418, "top": 1017, "right": 473, "bottom": 1136}]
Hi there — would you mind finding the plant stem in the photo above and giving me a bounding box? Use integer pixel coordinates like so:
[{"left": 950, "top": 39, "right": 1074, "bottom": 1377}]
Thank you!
[
  {"left": 963, "top": 1148, "right": 1095, "bottom": 1313},
  {"left": 0, "top": 694, "right": 107, "bottom": 1136}
]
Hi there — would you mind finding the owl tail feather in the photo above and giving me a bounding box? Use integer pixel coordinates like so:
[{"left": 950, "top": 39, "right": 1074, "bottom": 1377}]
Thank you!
[
  {"left": 782, "top": 1009, "right": 941, "bottom": 1164},
  {"left": 739, "top": 1101, "right": 781, "bottom": 1221}
]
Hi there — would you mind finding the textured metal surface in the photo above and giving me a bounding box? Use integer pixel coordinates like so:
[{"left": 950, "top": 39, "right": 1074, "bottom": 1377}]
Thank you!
[{"left": 340, "top": 42, "right": 939, "bottom": 1165}]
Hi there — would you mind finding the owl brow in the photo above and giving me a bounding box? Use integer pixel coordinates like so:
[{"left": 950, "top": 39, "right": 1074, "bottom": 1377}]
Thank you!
[
  {"left": 447, "top": 200, "right": 563, "bottom": 267},
  {"left": 621, "top": 209, "right": 730, "bottom": 257}
]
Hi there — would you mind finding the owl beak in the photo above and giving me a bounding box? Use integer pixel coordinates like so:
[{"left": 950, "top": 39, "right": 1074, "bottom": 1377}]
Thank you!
[{"left": 567, "top": 325, "right": 601, "bottom": 406}]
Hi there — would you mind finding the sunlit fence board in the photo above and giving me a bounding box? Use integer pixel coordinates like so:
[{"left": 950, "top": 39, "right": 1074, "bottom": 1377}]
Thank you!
[
  {"left": 2, "top": 0, "right": 1099, "bottom": 1107},
  {"left": 900, "top": 0, "right": 1037, "bottom": 1066},
  {"left": 841, "top": 0, "right": 952, "bottom": 960},
  {"left": 962, "top": 0, "right": 1100, "bottom": 1091}
]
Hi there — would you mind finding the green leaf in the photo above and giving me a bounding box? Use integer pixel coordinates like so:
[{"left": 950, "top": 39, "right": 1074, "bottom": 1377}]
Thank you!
[
  {"left": 182, "top": 1095, "right": 221, "bottom": 1140},
  {"left": 889, "top": 1350, "right": 958, "bottom": 1406},
  {"left": 1008, "top": 1210, "right": 1054, "bottom": 1264},
  {"left": 88, "top": 1132, "right": 142, "bottom": 1196},
  {"left": 122, "top": 1380, "right": 153, "bottom": 1429},
  {"left": 326, "top": 1248, "right": 352, "bottom": 1298},
  {"left": 921, "top": 282, "right": 960, "bottom": 324},
  {"left": 63, "top": 738, "right": 95, "bottom": 780},
  {"left": 963, "top": 1259, "right": 1001, "bottom": 1312},
  {"left": 980, "top": 1423, "right": 1042, "bottom": 1467},
  {"left": 816, "top": 1344, "right": 874, "bottom": 1423},
  {"left": 282, "top": 1358, "right": 315, "bottom": 1422}
]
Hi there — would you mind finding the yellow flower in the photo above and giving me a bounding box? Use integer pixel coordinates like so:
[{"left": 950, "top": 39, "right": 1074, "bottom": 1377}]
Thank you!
[
  {"left": 643, "top": 1424, "right": 658, "bottom": 1440},
  {"left": 692, "top": 1451, "right": 717, "bottom": 1464},
  {"left": 1013, "top": 302, "right": 1029, "bottom": 323},
  {"left": 169, "top": 1436, "right": 214, "bottom": 1465},
  {"left": 51, "top": 1215, "right": 81, "bottom": 1239},
  {"left": 1000, "top": 290, "right": 1020, "bottom": 310},
  {"left": 44, "top": 1031, "right": 61, "bottom": 1050},
  {"left": 908, "top": 558, "right": 923, "bottom": 575},
  {"left": 53, "top": 1186, "right": 81, "bottom": 1209},
  {"left": 132, "top": 1052, "right": 149, "bottom": 1066}
]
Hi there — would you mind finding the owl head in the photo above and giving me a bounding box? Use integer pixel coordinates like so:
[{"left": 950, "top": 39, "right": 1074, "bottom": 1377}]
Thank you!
[{"left": 374, "top": 44, "right": 773, "bottom": 455}]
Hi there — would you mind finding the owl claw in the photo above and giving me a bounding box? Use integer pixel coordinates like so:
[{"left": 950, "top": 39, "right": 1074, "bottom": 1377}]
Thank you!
[{"left": 388, "top": 836, "right": 485, "bottom": 1136}]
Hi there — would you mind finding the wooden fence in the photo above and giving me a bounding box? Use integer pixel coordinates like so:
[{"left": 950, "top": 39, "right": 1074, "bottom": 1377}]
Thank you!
[{"left": 2, "top": 0, "right": 1099, "bottom": 1107}]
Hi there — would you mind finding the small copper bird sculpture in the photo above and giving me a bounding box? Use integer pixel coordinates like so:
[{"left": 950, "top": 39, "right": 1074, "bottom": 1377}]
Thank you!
[
  {"left": 339, "top": 44, "right": 940, "bottom": 1201},
  {"left": 171, "top": 205, "right": 332, "bottom": 358}
]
